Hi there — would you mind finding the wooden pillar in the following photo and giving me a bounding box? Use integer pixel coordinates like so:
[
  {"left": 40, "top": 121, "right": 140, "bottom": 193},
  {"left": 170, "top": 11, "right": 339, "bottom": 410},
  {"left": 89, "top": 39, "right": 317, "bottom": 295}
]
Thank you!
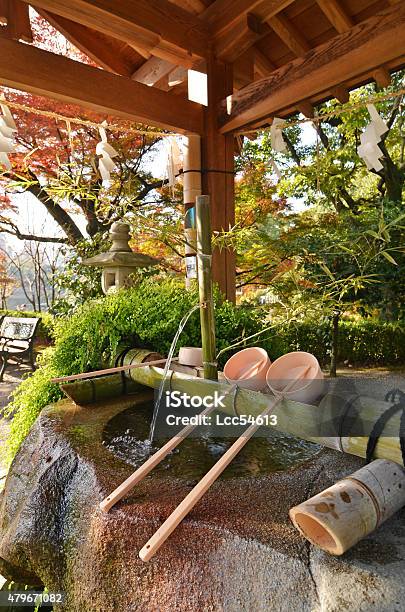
[{"left": 202, "top": 55, "right": 235, "bottom": 302}]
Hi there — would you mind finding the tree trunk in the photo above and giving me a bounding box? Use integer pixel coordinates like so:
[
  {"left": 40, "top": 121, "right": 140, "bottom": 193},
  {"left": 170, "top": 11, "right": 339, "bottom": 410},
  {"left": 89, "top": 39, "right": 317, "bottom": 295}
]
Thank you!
[{"left": 330, "top": 311, "right": 340, "bottom": 378}]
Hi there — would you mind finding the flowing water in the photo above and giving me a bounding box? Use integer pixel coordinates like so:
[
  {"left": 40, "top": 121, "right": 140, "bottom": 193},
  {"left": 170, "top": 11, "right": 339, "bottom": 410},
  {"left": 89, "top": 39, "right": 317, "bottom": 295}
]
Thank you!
[
  {"left": 104, "top": 401, "right": 321, "bottom": 480},
  {"left": 148, "top": 303, "right": 200, "bottom": 444}
]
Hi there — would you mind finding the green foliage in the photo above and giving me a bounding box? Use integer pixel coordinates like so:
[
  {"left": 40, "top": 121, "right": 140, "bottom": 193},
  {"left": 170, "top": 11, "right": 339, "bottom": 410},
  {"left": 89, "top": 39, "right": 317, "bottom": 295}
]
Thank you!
[
  {"left": 0, "top": 309, "right": 54, "bottom": 343},
  {"left": 5, "top": 348, "right": 62, "bottom": 461},
  {"left": 260, "top": 318, "right": 405, "bottom": 367},
  {"left": 50, "top": 235, "right": 108, "bottom": 316}
]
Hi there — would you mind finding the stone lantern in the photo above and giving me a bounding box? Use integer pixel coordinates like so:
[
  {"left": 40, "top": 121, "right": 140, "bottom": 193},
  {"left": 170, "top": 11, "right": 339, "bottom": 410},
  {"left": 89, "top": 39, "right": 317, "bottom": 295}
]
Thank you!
[{"left": 82, "top": 221, "right": 159, "bottom": 294}]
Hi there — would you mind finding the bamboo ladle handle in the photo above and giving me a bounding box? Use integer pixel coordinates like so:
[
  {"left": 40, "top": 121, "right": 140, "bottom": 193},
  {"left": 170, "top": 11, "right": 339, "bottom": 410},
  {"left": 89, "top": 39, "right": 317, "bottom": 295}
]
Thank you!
[
  {"left": 139, "top": 365, "right": 311, "bottom": 562},
  {"left": 100, "top": 382, "right": 239, "bottom": 512}
]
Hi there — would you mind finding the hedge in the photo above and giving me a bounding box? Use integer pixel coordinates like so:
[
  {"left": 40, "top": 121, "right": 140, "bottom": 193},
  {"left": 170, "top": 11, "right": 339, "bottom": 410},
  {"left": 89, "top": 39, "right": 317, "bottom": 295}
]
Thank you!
[
  {"left": 0, "top": 309, "right": 54, "bottom": 344},
  {"left": 261, "top": 319, "right": 405, "bottom": 367}
]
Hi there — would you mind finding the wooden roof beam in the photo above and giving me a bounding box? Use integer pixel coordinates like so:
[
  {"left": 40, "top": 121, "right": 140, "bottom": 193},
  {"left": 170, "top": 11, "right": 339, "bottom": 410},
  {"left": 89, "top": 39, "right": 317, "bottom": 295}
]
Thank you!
[
  {"left": 204, "top": 0, "right": 295, "bottom": 36},
  {"left": 316, "top": 0, "right": 353, "bottom": 34},
  {"left": 22, "top": 0, "right": 210, "bottom": 66},
  {"left": 267, "top": 13, "right": 310, "bottom": 56},
  {"left": 0, "top": 38, "right": 204, "bottom": 133},
  {"left": 38, "top": 10, "right": 140, "bottom": 77},
  {"left": 0, "top": 0, "right": 33, "bottom": 42},
  {"left": 373, "top": 66, "right": 392, "bottom": 88},
  {"left": 219, "top": 3, "right": 405, "bottom": 132},
  {"left": 131, "top": 57, "right": 175, "bottom": 86},
  {"left": 215, "top": 13, "right": 266, "bottom": 63},
  {"left": 331, "top": 85, "right": 350, "bottom": 104},
  {"left": 254, "top": 49, "right": 276, "bottom": 77}
]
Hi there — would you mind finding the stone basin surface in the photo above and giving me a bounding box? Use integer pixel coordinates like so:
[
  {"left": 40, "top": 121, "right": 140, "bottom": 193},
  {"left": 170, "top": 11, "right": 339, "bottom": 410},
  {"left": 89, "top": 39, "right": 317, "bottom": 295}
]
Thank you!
[{"left": 0, "top": 391, "right": 405, "bottom": 611}]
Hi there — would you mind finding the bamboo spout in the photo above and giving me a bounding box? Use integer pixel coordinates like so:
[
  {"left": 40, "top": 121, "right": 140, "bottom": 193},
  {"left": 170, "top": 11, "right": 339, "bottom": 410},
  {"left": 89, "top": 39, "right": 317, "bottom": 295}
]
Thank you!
[{"left": 196, "top": 195, "right": 217, "bottom": 381}]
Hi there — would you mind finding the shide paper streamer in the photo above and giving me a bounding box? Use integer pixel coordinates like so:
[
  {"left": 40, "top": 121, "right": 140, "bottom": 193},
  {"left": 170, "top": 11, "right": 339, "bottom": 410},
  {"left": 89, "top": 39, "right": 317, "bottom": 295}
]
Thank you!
[
  {"left": 0, "top": 98, "right": 17, "bottom": 170},
  {"left": 96, "top": 121, "right": 119, "bottom": 187},
  {"left": 357, "top": 104, "right": 389, "bottom": 172}
]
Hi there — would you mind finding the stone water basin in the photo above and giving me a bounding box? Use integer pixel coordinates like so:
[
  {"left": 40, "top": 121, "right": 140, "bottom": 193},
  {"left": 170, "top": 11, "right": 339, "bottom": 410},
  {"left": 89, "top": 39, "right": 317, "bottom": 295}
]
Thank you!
[{"left": 1, "top": 389, "right": 405, "bottom": 611}]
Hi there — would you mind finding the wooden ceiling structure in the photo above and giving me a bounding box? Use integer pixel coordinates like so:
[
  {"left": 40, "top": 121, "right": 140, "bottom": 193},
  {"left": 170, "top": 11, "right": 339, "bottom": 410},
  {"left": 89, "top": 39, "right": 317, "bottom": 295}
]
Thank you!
[{"left": 0, "top": 0, "right": 404, "bottom": 300}]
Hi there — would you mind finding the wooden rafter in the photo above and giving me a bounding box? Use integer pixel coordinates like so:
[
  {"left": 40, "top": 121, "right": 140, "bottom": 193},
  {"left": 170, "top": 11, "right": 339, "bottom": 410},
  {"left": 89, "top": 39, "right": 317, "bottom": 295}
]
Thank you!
[
  {"left": 213, "top": 0, "right": 295, "bottom": 62},
  {"left": 215, "top": 13, "right": 266, "bottom": 63},
  {"left": 0, "top": 38, "right": 203, "bottom": 133},
  {"left": 254, "top": 49, "right": 276, "bottom": 77},
  {"left": 219, "top": 3, "right": 405, "bottom": 132},
  {"left": 38, "top": 9, "right": 142, "bottom": 77},
  {"left": 0, "top": 0, "right": 33, "bottom": 42},
  {"left": 267, "top": 13, "right": 310, "bottom": 56},
  {"left": 373, "top": 67, "right": 392, "bottom": 88},
  {"left": 316, "top": 0, "right": 353, "bottom": 34},
  {"left": 131, "top": 57, "right": 174, "bottom": 86},
  {"left": 204, "top": 0, "right": 294, "bottom": 36},
  {"left": 22, "top": 0, "right": 209, "bottom": 66}
]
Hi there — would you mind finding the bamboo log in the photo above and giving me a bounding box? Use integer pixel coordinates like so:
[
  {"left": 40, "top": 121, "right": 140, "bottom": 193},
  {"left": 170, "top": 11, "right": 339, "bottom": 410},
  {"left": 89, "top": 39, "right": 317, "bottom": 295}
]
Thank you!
[
  {"left": 290, "top": 459, "right": 405, "bottom": 555},
  {"left": 195, "top": 195, "right": 217, "bottom": 381},
  {"left": 183, "top": 134, "right": 201, "bottom": 288},
  {"left": 122, "top": 363, "right": 405, "bottom": 467},
  {"left": 60, "top": 373, "right": 143, "bottom": 405}
]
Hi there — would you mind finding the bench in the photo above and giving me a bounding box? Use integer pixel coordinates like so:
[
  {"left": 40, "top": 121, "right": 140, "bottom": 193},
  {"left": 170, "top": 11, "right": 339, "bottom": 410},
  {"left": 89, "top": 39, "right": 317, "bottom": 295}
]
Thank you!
[{"left": 0, "top": 316, "right": 39, "bottom": 381}]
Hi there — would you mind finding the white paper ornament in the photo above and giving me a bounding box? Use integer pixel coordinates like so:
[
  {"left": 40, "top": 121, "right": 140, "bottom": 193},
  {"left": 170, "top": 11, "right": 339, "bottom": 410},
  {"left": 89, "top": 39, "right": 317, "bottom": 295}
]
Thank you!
[
  {"left": 357, "top": 104, "right": 388, "bottom": 172},
  {"left": 96, "top": 121, "right": 118, "bottom": 186},
  {"left": 165, "top": 136, "right": 183, "bottom": 188},
  {"left": 0, "top": 99, "right": 17, "bottom": 170},
  {"left": 270, "top": 117, "right": 287, "bottom": 153}
]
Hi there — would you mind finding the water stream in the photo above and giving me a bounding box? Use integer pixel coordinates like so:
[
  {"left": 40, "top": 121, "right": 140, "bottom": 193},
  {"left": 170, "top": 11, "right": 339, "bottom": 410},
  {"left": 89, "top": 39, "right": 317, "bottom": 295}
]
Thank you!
[{"left": 148, "top": 303, "right": 201, "bottom": 443}]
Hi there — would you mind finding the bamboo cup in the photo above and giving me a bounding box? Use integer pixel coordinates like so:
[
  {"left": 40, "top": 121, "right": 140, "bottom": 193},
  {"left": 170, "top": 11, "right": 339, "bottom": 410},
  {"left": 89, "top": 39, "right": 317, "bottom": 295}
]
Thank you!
[
  {"left": 289, "top": 459, "right": 405, "bottom": 555},
  {"left": 138, "top": 365, "right": 310, "bottom": 562}
]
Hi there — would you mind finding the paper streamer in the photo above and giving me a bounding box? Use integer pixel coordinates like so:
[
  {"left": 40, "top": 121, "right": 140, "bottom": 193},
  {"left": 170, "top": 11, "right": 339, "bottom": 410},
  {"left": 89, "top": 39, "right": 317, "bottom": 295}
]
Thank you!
[
  {"left": 357, "top": 104, "right": 388, "bottom": 172},
  {"left": 96, "top": 121, "right": 118, "bottom": 186},
  {"left": 271, "top": 117, "right": 288, "bottom": 153},
  {"left": 165, "top": 136, "right": 183, "bottom": 188},
  {"left": 0, "top": 99, "right": 17, "bottom": 170}
]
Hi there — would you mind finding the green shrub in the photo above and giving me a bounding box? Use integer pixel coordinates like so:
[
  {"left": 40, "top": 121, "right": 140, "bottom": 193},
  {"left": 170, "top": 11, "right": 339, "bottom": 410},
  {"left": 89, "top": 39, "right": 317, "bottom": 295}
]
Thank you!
[{"left": 0, "top": 309, "right": 54, "bottom": 344}]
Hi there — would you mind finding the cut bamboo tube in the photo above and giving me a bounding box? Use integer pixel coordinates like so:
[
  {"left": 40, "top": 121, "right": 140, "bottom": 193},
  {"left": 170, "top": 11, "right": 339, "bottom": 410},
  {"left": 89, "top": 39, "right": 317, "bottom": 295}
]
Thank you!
[
  {"left": 61, "top": 373, "right": 141, "bottom": 405},
  {"left": 196, "top": 195, "right": 217, "bottom": 381},
  {"left": 51, "top": 358, "right": 176, "bottom": 384},
  {"left": 290, "top": 459, "right": 405, "bottom": 555},
  {"left": 139, "top": 366, "right": 310, "bottom": 562}
]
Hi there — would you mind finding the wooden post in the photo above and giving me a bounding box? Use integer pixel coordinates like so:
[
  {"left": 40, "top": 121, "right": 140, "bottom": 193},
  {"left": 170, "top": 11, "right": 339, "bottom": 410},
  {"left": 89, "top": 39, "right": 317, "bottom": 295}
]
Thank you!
[
  {"left": 196, "top": 195, "right": 217, "bottom": 381},
  {"left": 183, "top": 134, "right": 201, "bottom": 287},
  {"left": 202, "top": 55, "right": 235, "bottom": 302}
]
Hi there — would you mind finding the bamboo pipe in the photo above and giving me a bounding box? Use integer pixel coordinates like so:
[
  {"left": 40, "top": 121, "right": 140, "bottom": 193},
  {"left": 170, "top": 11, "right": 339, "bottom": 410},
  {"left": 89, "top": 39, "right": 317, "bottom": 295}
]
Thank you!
[
  {"left": 290, "top": 459, "right": 405, "bottom": 555},
  {"left": 183, "top": 134, "right": 201, "bottom": 288},
  {"left": 139, "top": 366, "right": 310, "bottom": 562},
  {"left": 121, "top": 362, "right": 405, "bottom": 467},
  {"left": 196, "top": 195, "right": 217, "bottom": 381},
  {"left": 51, "top": 358, "right": 176, "bottom": 384}
]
